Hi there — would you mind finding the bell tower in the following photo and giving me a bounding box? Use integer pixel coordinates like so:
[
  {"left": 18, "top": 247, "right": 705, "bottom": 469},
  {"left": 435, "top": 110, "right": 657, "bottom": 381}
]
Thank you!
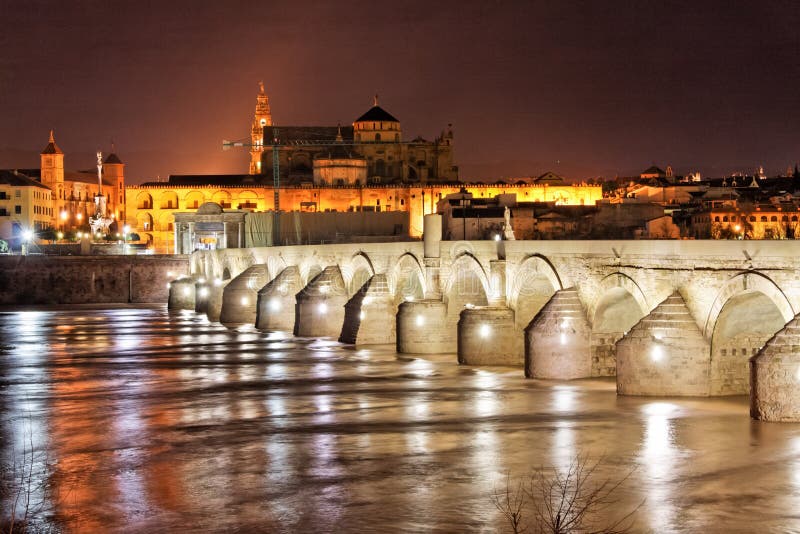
[
  {"left": 104, "top": 148, "right": 126, "bottom": 221},
  {"left": 249, "top": 81, "right": 273, "bottom": 174},
  {"left": 40, "top": 129, "right": 65, "bottom": 215}
]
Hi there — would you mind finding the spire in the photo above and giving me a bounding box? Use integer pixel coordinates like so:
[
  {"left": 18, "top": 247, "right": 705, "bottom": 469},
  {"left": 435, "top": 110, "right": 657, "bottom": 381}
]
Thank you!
[
  {"left": 258, "top": 80, "right": 265, "bottom": 94},
  {"left": 41, "top": 129, "right": 63, "bottom": 155},
  {"left": 373, "top": 94, "right": 378, "bottom": 107},
  {"left": 336, "top": 123, "right": 343, "bottom": 142}
]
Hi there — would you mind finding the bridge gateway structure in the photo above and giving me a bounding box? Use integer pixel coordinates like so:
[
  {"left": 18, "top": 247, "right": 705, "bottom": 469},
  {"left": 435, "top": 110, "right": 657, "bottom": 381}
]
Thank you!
[{"left": 168, "top": 215, "right": 800, "bottom": 422}]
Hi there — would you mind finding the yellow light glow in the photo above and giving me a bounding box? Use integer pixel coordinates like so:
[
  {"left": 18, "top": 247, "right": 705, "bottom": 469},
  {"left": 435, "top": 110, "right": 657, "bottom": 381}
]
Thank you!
[{"left": 480, "top": 324, "right": 490, "bottom": 338}]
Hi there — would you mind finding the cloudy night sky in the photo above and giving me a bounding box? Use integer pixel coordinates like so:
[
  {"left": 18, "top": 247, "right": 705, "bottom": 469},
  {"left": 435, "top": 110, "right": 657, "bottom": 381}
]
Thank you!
[{"left": 1, "top": 0, "right": 799, "bottom": 183}]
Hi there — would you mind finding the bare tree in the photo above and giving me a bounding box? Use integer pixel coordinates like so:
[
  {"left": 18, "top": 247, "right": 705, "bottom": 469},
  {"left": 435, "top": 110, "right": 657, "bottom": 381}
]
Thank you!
[
  {"left": 493, "top": 455, "right": 641, "bottom": 534},
  {"left": 1, "top": 421, "right": 58, "bottom": 534}
]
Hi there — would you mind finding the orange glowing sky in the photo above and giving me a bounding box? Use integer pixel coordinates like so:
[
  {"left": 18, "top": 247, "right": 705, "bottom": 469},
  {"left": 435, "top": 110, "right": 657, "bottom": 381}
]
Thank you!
[{"left": 1, "top": 1, "right": 799, "bottom": 184}]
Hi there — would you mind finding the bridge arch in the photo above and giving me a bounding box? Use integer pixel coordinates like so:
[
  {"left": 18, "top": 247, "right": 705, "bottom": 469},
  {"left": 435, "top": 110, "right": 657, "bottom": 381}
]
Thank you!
[
  {"left": 704, "top": 270, "right": 793, "bottom": 339},
  {"left": 591, "top": 272, "right": 649, "bottom": 330},
  {"left": 389, "top": 252, "right": 426, "bottom": 304},
  {"left": 704, "top": 271, "right": 794, "bottom": 395},
  {"left": 444, "top": 252, "right": 490, "bottom": 315},
  {"left": 343, "top": 251, "right": 376, "bottom": 295},
  {"left": 590, "top": 272, "right": 649, "bottom": 376},
  {"left": 509, "top": 254, "right": 563, "bottom": 327},
  {"left": 299, "top": 260, "right": 323, "bottom": 286}
]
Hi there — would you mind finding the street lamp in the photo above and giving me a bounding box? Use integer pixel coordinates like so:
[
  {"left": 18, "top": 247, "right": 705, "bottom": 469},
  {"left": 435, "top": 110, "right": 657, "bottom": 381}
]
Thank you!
[
  {"left": 21, "top": 229, "right": 33, "bottom": 256},
  {"left": 123, "top": 224, "right": 130, "bottom": 254}
]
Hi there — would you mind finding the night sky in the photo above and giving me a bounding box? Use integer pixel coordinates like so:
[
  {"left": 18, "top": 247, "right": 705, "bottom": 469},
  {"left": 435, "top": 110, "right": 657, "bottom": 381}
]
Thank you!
[{"left": 2, "top": 0, "right": 799, "bottom": 184}]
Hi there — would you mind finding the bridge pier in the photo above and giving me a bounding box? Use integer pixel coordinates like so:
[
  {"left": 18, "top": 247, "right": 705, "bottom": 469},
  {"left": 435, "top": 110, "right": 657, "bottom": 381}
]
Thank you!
[
  {"left": 457, "top": 307, "right": 519, "bottom": 365},
  {"left": 340, "top": 274, "right": 395, "bottom": 344},
  {"left": 256, "top": 266, "right": 301, "bottom": 331},
  {"left": 219, "top": 265, "right": 270, "bottom": 327},
  {"left": 168, "top": 276, "right": 197, "bottom": 310},
  {"left": 750, "top": 314, "right": 800, "bottom": 421},
  {"left": 525, "top": 288, "right": 592, "bottom": 379},
  {"left": 295, "top": 266, "right": 347, "bottom": 337},
  {"left": 396, "top": 300, "right": 450, "bottom": 353},
  {"left": 206, "top": 279, "right": 230, "bottom": 322},
  {"left": 194, "top": 279, "right": 210, "bottom": 314},
  {"left": 616, "top": 292, "right": 711, "bottom": 396}
]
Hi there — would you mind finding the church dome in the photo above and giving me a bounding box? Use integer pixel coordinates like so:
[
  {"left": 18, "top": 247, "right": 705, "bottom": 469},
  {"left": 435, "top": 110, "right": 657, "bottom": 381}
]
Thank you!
[{"left": 197, "top": 202, "right": 224, "bottom": 214}]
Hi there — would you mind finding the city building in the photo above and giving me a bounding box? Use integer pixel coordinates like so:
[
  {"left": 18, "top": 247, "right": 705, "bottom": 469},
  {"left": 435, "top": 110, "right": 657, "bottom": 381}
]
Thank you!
[
  {"left": 0, "top": 131, "right": 126, "bottom": 242},
  {"left": 0, "top": 170, "right": 54, "bottom": 241},
  {"left": 126, "top": 86, "right": 602, "bottom": 252}
]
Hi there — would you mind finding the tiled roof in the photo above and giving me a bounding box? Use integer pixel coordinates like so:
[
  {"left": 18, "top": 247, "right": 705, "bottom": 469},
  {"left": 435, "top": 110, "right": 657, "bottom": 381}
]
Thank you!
[
  {"left": 0, "top": 169, "right": 51, "bottom": 189},
  {"left": 104, "top": 153, "right": 123, "bottom": 164},
  {"left": 354, "top": 106, "right": 399, "bottom": 123},
  {"left": 263, "top": 126, "right": 355, "bottom": 144}
]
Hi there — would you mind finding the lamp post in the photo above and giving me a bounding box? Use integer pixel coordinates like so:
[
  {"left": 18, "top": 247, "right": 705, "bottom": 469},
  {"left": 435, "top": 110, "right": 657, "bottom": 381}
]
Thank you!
[
  {"left": 21, "top": 229, "right": 33, "bottom": 256},
  {"left": 123, "top": 224, "right": 130, "bottom": 255}
]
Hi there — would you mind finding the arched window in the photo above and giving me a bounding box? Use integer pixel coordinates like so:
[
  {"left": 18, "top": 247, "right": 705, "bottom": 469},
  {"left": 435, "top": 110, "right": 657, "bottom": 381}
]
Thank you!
[
  {"left": 749, "top": 216, "right": 756, "bottom": 222},
  {"left": 782, "top": 215, "right": 789, "bottom": 222},
  {"left": 730, "top": 215, "right": 737, "bottom": 222},
  {"left": 722, "top": 216, "right": 728, "bottom": 222},
  {"left": 792, "top": 216, "right": 798, "bottom": 222},
  {"left": 375, "top": 159, "right": 385, "bottom": 176},
  {"left": 771, "top": 216, "right": 778, "bottom": 222},
  {"left": 761, "top": 216, "right": 767, "bottom": 222},
  {"left": 714, "top": 216, "right": 720, "bottom": 222}
]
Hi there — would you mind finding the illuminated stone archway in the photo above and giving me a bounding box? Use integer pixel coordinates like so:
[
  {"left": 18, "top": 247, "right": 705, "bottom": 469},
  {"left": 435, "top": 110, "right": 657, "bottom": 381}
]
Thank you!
[
  {"left": 706, "top": 272, "right": 793, "bottom": 395},
  {"left": 444, "top": 253, "right": 489, "bottom": 322},
  {"left": 390, "top": 252, "right": 426, "bottom": 306},
  {"left": 344, "top": 252, "right": 375, "bottom": 296},
  {"left": 591, "top": 273, "right": 648, "bottom": 376},
  {"left": 509, "top": 254, "right": 563, "bottom": 330}
]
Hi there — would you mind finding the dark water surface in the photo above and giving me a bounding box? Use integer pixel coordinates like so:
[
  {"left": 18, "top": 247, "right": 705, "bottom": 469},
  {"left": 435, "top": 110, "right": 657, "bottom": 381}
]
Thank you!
[{"left": 2, "top": 307, "right": 800, "bottom": 533}]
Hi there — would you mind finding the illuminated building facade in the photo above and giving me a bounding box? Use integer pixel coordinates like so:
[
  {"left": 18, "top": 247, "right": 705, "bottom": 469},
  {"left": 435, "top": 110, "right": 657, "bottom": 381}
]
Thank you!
[
  {"left": 0, "top": 170, "right": 53, "bottom": 241},
  {"left": 125, "top": 85, "right": 602, "bottom": 252},
  {"left": 0, "top": 131, "right": 125, "bottom": 240}
]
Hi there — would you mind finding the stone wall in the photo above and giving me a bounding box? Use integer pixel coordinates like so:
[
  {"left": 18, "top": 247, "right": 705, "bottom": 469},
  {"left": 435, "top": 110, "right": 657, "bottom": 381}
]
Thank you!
[{"left": 0, "top": 255, "right": 189, "bottom": 305}]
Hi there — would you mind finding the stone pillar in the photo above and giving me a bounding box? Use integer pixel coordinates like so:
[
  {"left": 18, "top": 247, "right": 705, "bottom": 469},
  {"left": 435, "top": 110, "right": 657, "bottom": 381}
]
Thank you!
[
  {"left": 188, "top": 222, "right": 195, "bottom": 253},
  {"left": 488, "top": 260, "right": 507, "bottom": 306},
  {"left": 173, "top": 224, "right": 180, "bottom": 255},
  {"left": 457, "top": 307, "right": 519, "bottom": 366},
  {"left": 340, "top": 274, "right": 395, "bottom": 345},
  {"left": 396, "top": 300, "right": 450, "bottom": 353},
  {"left": 256, "top": 266, "right": 302, "bottom": 331},
  {"left": 423, "top": 214, "right": 442, "bottom": 258},
  {"left": 219, "top": 265, "right": 270, "bottom": 327},
  {"left": 294, "top": 266, "right": 348, "bottom": 338},
  {"left": 206, "top": 279, "right": 230, "bottom": 323},
  {"left": 168, "top": 276, "right": 196, "bottom": 310},
  {"left": 751, "top": 315, "right": 800, "bottom": 422},
  {"left": 423, "top": 214, "right": 442, "bottom": 299},
  {"left": 616, "top": 292, "right": 711, "bottom": 396},
  {"left": 222, "top": 222, "right": 228, "bottom": 249},
  {"left": 525, "top": 288, "right": 592, "bottom": 379},
  {"left": 194, "top": 279, "right": 211, "bottom": 314}
]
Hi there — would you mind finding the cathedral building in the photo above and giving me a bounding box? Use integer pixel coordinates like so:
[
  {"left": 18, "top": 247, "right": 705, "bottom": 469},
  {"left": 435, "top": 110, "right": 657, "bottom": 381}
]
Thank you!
[
  {"left": 125, "top": 84, "right": 601, "bottom": 252},
  {"left": 0, "top": 131, "right": 125, "bottom": 241}
]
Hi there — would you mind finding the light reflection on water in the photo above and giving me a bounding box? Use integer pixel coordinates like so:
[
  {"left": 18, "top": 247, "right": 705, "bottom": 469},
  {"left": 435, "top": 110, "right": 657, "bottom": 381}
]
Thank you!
[{"left": 2, "top": 307, "right": 800, "bottom": 532}]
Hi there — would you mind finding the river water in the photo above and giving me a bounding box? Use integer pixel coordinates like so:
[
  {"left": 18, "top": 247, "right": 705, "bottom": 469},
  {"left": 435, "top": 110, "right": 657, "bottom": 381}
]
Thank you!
[{"left": 1, "top": 306, "right": 800, "bottom": 533}]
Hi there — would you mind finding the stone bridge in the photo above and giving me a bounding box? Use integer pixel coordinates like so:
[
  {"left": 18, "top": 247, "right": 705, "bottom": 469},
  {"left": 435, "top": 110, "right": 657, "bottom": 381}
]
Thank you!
[{"left": 169, "top": 215, "right": 800, "bottom": 422}]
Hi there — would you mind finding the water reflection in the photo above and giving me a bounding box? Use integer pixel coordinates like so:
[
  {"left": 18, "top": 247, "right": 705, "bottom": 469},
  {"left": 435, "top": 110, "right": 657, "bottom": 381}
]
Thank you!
[{"left": 1, "top": 307, "right": 800, "bottom": 532}]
